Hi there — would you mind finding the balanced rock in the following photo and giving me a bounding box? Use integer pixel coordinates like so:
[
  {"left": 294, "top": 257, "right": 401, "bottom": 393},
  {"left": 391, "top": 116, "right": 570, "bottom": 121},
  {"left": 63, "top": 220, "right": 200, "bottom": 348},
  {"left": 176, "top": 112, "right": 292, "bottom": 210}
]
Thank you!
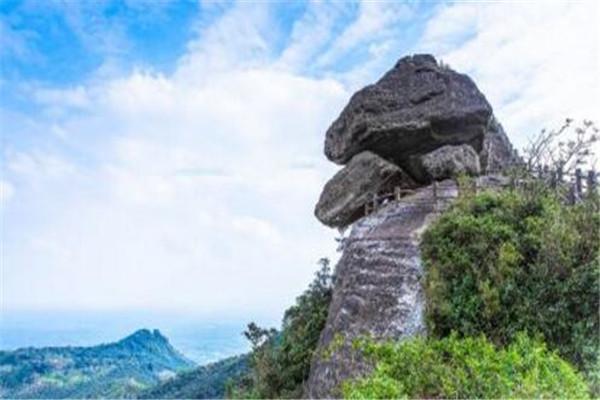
[
  {"left": 315, "top": 151, "right": 415, "bottom": 228},
  {"left": 408, "top": 144, "right": 481, "bottom": 183},
  {"left": 324, "top": 54, "right": 493, "bottom": 167}
]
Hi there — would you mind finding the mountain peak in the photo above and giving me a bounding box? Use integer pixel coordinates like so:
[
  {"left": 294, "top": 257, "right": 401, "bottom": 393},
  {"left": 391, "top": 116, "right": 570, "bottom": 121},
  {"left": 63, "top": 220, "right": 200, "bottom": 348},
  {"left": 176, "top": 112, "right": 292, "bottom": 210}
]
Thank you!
[
  {"left": 2, "top": 328, "right": 194, "bottom": 398},
  {"left": 119, "top": 329, "right": 169, "bottom": 348}
]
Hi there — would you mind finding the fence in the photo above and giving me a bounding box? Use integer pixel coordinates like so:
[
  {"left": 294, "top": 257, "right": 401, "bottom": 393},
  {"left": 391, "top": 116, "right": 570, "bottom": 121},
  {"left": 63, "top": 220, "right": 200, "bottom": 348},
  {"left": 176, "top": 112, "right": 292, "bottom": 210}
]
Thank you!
[
  {"left": 507, "top": 167, "right": 598, "bottom": 205},
  {"left": 364, "top": 167, "right": 598, "bottom": 217}
]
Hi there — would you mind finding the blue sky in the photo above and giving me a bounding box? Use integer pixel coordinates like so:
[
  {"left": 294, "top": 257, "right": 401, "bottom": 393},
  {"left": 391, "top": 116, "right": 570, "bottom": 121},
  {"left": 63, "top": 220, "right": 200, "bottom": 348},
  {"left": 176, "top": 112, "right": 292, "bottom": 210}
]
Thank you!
[{"left": 1, "top": 1, "right": 599, "bottom": 319}]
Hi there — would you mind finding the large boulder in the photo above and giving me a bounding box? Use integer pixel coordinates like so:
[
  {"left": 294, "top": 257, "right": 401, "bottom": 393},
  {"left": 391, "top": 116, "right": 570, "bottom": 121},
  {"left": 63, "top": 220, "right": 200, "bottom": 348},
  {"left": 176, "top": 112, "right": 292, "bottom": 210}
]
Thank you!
[
  {"left": 315, "top": 151, "right": 415, "bottom": 228},
  {"left": 324, "top": 54, "right": 493, "bottom": 167},
  {"left": 408, "top": 144, "right": 481, "bottom": 183}
]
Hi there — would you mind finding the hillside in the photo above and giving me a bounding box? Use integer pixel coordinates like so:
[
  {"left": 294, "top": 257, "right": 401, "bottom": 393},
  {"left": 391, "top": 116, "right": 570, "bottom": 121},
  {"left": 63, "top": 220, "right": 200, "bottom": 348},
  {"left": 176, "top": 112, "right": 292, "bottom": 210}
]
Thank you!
[
  {"left": 0, "top": 329, "right": 195, "bottom": 399},
  {"left": 226, "top": 54, "right": 599, "bottom": 399},
  {"left": 139, "top": 354, "right": 249, "bottom": 399}
]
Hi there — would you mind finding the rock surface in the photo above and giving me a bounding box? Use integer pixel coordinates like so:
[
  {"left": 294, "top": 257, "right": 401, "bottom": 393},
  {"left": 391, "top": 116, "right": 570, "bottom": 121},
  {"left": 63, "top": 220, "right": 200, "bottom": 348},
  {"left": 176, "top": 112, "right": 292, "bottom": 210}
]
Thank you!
[
  {"left": 408, "top": 144, "right": 481, "bottom": 182},
  {"left": 481, "top": 117, "right": 517, "bottom": 172},
  {"left": 306, "top": 181, "right": 459, "bottom": 398},
  {"left": 324, "top": 54, "right": 493, "bottom": 166},
  {"left": 315, "top": 151, "right": 415, "bottom": 228}
]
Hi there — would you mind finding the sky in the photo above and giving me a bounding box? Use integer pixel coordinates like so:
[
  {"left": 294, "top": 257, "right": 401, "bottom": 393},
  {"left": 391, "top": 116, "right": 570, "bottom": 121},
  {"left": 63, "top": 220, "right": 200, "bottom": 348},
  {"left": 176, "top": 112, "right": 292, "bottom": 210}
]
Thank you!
[{"left": 1, "top": 0, "right": 599, "bottom": 321}]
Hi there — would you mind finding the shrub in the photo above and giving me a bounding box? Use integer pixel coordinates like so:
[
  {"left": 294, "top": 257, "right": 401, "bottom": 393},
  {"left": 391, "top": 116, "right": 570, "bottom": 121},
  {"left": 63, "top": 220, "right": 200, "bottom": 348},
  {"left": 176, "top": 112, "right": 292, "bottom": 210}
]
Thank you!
[
  {"left": 422, "top": 188, "right": 599, "bottom": 373},
  {"left": 342, "top": 333, "right": 590, "bottom": 399}
]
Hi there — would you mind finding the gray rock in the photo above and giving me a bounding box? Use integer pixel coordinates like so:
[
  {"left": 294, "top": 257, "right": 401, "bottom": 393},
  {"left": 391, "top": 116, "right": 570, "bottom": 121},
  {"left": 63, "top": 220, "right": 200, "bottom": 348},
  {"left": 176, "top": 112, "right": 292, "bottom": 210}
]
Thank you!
[
  {"left": 305, "top": 180, "right": 460, "bottom": 398},
  {"left": 315, "top": 151, "right": 415, "bottom": 228},
  {"left": 481, "top": 117, "right": 517, "bottom": 172},
  {"left": 305, "top": 176, "right": 512, "bottom": 398},
  {"left": 408, "top": 144, "right": 481, "bottom": 182},
  {"left": 324, "top": 54, "right": 493, "bottom": 166}
]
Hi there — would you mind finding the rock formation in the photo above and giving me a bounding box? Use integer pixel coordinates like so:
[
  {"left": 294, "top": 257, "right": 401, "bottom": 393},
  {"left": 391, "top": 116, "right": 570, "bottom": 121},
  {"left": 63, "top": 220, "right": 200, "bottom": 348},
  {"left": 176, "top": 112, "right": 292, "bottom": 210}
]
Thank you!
[
  {"left": 306, "top": 54, "right": 516, "bottom": 398},
  {"left": 481, "top": 117, "right": 516, "bottom": 172},
  {"left": 324, "top": 54, "right": 492, "bottom": 168},
  {"left": 408, "top": 144, "right": 481, "bottom": 183},
  {"left": 315, "top": 151, "right": 416, "bottom": 228},
  {"left": 315, "top": 54, "right": 514, "bottom": 229}
]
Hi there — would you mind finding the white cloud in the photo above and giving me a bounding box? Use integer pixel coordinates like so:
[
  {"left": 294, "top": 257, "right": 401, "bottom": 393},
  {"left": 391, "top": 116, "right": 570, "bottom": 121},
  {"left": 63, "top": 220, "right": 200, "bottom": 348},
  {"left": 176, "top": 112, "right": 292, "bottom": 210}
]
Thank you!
[
  {"left": 176, "top": 2, "right": 273, "bottom": 80},
  {"left": 276, "top": 1, "right": 348, "bottom": 72},
  {"left": 3, "top": 3, "right": 348, "bottom": 316},
  {"left": 7, "top": 150, "right": 77, "bottom": 182},
  {"left": 417, "top": 1, "right": 600, "bottom": 150},
  {"left": 315, "top": 2, "right": 411, "bottom": 69},
  {"left": 33, "top": 86, "right": 91, "bottom": 109},
  {"left": 3, "top": 0, "right": 599, "bottom": 319},
  {"left": 1, "top": 180, "right": 15, "bottom": 204}
]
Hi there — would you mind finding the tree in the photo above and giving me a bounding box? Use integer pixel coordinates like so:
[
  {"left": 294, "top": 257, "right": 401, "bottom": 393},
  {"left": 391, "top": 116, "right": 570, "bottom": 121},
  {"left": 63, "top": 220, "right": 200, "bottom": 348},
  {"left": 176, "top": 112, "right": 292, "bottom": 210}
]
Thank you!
[
  {"left": 232, "top": 258, "right": 334, "bottom": 398},
  {"left": 523, "top": 118, "right": 598, "bottom": 175}
]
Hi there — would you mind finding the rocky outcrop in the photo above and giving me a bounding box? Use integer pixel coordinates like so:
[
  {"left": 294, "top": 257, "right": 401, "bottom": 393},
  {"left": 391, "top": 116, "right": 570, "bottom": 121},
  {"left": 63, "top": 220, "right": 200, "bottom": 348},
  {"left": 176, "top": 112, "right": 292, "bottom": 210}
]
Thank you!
[
  {"left": 408, "top": 144, "right": 481, "bottom": 183},
  {"left": 315, "top": 151, "right": 415, "bottom": 228},
  {"left": 306, "top": 54, "right": 516, "bottom": 398},
  {"left": 306, "top": 181, "right": 459, "bottom": 398},
  {"left": 315, "top": 54, "right": 514, "bottom": 216},
  {"left": 481, "top": 117, "right": 517, "bottom": 172},
  {"left": 324, "top": 54, "right": 493, "bottom": 166}
]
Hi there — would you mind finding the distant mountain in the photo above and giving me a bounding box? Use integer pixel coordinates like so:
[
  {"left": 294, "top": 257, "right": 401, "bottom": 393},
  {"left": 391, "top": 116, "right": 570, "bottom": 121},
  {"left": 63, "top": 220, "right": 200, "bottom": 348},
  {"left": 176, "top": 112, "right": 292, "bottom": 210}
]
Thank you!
[
  {"left": 0, "top": 329, "right": 195, "bottom": 399},
  {"left": 139, "top": 354, "right": 249, "bottom": 399}
]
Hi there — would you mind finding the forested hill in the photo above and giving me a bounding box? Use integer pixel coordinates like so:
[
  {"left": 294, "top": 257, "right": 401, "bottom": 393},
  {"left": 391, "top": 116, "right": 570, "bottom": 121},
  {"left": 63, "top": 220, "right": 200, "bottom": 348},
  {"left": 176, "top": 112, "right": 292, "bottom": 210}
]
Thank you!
[
  {"left": 0, "top": 329, "right": 195, "bottom": 399},
  {"left": 139, "top": 354, "right": 249, "bottom": 399}
]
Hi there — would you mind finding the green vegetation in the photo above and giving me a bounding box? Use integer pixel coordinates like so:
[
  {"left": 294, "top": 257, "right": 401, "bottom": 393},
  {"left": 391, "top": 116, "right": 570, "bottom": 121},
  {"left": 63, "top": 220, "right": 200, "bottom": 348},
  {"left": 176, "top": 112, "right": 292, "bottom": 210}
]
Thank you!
[
  {"left": 0, "top": 329, "right": 194, "bottom": 399},
  {"left": 342, "top": 333, "right": 590, "bottom": 399},
  {"left": 342, "top": 177, "right": 599, "bottom": 398},
  {"left": 139, "top": 355, "right": 249, "bottom": 399},
  {"left": 422, "top": 187, "right": 599, "bottom": 370},
  {"left": 228, "top": 258, "right": 334, "bottom": 399}
]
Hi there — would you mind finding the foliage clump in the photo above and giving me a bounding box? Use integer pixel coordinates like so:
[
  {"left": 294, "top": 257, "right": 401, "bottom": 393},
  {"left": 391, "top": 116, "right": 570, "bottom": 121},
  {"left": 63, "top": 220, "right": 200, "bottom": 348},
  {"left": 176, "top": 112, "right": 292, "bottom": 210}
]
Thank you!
[
  {"left": 140, "top": 355, "right": 248, "bottom": 399},
  {"left": 422, "top": 188, "right": 599, "bottom": 371},
  {"left": 228, "top": 259, "right": 334, "bottom": 399},
  {"left": 342, "top": 333, "right": 590, "bottom": 399}
]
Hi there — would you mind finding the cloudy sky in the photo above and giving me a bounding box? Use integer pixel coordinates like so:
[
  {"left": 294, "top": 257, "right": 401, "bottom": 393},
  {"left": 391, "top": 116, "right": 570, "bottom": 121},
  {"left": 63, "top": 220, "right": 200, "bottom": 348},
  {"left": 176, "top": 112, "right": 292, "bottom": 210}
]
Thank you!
[{"left": 2, "top": 1, "right": 599, "bottom": 319}]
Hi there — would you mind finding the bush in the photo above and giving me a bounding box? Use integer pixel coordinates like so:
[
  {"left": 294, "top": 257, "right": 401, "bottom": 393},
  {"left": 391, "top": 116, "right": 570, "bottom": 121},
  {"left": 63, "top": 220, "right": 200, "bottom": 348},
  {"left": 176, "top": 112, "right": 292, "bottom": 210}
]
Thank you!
[
  {"left": 422, "top": 188, "right": 599, "bottom": 372},
  {"left": 342, "top": 333, "right": 590, "bottom": 399}
]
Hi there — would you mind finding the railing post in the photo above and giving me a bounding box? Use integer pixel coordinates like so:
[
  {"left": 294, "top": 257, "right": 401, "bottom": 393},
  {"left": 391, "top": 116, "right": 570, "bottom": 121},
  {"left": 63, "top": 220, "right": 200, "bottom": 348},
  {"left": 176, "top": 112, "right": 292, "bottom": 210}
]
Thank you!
[
  {"left": 568, "top": 184, "right": 576, "bottom": 205},
  {"left": 473, "top": 178, "right": 480, "bottom": 194},
  {"left": 432, "top": 181, "right": 438, "bottom": 212},
  {"left": 587, "top": 170, "right": 597, "bottom": 192},
  {"left": 557, "top": 165, "right": 564, "bottom": 183},
  {"left": 395, "top": 186, "right": 401, "bottom": 201},
  {"left": 575, "top": 168, "right": 583, "bottom": 199}
]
